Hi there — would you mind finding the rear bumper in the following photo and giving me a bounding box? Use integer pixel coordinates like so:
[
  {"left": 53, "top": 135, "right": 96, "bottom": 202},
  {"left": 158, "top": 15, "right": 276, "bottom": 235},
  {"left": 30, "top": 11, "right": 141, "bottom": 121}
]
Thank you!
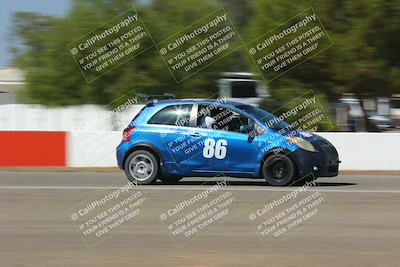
[{"left": 116, "top": 141, "right": 130, "bottom": 169}]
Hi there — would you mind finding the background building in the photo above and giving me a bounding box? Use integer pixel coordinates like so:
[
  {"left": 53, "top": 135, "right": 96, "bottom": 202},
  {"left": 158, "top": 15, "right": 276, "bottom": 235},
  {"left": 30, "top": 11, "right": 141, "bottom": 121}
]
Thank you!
[{"left": 0, "top": 68, "right": 24, "bottom": 104}]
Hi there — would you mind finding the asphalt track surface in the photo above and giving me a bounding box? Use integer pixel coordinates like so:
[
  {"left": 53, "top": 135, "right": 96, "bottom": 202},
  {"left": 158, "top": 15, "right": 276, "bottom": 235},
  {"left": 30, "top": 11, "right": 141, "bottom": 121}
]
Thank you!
[{"left": 1, "top": 171, "right": 400, "bottom": 267}]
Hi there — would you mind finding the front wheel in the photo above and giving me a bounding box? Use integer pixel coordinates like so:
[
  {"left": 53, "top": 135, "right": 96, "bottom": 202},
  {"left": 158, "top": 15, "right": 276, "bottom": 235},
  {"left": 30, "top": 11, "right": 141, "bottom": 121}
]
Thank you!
[
  {"left": 262, "top": 154, "right": 296, "bottom": 186},
  {"left": 124, "top": 150, "right": 159, "bottom": 185}
]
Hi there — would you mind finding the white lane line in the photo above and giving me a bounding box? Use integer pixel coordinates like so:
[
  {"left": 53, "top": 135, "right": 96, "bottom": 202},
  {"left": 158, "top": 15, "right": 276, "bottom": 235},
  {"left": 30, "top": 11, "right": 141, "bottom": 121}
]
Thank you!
[{"left": 0, "top": 186, "right": 399, "bottom": 193}]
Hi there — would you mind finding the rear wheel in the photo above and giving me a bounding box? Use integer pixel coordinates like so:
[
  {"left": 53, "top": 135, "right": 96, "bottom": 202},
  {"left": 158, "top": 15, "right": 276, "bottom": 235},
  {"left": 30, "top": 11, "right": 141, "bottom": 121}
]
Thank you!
[
  {"left": 124, "top": 150, "right": 159, "bottom": 185},
  {"left": 262, "top": 154, "right": 296, "bottom": 186}
]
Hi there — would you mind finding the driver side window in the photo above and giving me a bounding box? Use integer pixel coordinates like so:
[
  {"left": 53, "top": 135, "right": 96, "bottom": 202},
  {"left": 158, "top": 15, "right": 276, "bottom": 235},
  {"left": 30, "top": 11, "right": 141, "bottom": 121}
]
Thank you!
[{"left": 197, "top": 104, "right": 258, "bottom": 134}]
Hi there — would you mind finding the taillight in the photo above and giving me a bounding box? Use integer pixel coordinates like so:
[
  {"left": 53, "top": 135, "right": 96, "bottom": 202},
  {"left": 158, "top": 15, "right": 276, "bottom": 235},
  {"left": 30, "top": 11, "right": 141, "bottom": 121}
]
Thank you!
[{"left": 122, "top": 126, "right": 135, "bottom": 141}]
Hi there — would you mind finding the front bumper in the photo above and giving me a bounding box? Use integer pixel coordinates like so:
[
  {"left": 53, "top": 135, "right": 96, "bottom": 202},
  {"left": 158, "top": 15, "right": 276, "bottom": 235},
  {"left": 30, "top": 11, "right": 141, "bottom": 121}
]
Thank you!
[{"left": 290, "top": 140, "right": 340, "bottom": 178}]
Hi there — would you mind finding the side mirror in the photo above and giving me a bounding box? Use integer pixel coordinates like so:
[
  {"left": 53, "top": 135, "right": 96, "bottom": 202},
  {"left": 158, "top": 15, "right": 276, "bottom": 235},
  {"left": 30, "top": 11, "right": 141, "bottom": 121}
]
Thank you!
[{"left": 240, "top": 125, "right": 255, "bottom": 134}]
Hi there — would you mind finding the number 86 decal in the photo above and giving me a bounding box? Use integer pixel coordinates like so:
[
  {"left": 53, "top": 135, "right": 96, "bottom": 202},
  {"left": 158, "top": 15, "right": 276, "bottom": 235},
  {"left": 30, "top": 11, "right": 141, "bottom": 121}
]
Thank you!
[{"left": 203, "top": 138, "right": 227, "bottom": 159}]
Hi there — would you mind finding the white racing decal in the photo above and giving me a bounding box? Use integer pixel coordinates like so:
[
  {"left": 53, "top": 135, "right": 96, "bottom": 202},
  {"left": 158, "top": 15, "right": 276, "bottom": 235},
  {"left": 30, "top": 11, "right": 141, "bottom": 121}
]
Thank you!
[{"left": 203, "top": 138, "right": 227, "bottom": 159}]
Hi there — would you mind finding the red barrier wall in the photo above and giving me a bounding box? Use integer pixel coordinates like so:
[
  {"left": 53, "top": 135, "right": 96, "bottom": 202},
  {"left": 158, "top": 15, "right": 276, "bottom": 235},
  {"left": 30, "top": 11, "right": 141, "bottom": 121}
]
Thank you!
[{"left": 0, "top": 131, "right": 66, "bottom": 166}]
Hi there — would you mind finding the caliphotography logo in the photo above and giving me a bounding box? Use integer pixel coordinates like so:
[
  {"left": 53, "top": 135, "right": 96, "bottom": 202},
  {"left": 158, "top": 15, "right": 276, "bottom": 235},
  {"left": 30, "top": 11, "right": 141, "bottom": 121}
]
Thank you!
[
  {"left": 157, "top": 174, "right": 241, "bottom": 248},
  {"left": 67, "top": 7, "right": 155, "bottom": 83},
  {"left": 157, "top": 8, "right": 243, "bottom": 82},
  {"left": 246, "top": 7, "right": 333, "bottom": 83},
  {"left": 245, "top": 173, "right": 332, "bottom": 248},
  {"left": 67, "top": 179, "right": 150, "bottom": 248}
]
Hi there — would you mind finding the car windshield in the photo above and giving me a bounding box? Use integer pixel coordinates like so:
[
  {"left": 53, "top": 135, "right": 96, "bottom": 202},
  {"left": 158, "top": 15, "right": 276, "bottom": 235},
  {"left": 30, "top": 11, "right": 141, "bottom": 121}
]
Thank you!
[{"left": 236, "top": 104, "right": 291, "bottom": 131}]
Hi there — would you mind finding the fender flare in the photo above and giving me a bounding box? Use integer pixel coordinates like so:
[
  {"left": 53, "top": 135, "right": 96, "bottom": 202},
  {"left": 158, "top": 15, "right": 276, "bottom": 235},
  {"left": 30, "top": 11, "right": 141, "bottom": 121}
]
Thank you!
[{"left": 122, "top": 142, "right": 164, "bottom": 169}]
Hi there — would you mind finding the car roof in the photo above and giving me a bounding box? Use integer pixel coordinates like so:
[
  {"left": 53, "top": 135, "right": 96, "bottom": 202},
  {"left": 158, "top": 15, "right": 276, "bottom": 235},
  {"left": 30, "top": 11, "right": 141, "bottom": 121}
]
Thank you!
[{"left": 149, "top": 98, "right": 246, "bottom": 107}]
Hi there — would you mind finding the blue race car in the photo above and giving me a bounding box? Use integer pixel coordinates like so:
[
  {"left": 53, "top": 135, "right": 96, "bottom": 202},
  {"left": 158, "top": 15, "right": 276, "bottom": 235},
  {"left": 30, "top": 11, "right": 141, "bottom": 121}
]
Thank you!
[{"left": 116, "top": 98, "right": 339, "bottom": 186}]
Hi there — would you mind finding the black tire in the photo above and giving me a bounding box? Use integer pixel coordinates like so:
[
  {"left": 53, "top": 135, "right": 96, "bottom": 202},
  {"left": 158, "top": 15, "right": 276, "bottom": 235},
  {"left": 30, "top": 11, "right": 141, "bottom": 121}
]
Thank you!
[
  {"left": 262, "top": 154, "right": 296, "bottom": 186},
  {"left": 159, "top": 176, "right": 183, "bottom": 184},
  {"left": 124, "top": 150, "right": 159, "bottom": 185}
]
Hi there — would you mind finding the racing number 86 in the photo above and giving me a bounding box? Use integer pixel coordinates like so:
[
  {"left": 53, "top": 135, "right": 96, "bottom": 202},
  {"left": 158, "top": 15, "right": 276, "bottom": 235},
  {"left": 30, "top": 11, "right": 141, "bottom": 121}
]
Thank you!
[{"left": 203, "top": 138, "right": 227, "bottom": 159}]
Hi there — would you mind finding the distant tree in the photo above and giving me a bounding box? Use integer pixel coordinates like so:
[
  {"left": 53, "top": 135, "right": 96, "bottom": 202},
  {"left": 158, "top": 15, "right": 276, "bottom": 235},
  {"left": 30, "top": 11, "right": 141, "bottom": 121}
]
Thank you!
[
  {"left": 11, "top": 0, "right": 248, "bottom": 106},
  {"left": 246, "top": 0, "right": 400, "bottom": 102},
  {"left": 11, "top": 0, "right": 400, "bottom": 109},
  {"left": 11, "top": 0, "right": 136, "bottom": 106}
]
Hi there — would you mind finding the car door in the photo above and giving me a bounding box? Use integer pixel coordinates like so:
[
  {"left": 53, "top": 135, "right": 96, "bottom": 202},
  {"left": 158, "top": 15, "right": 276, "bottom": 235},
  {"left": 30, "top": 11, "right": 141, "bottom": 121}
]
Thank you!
[{"left": 187, "top": 104, "right": 260, "bottom": 175}]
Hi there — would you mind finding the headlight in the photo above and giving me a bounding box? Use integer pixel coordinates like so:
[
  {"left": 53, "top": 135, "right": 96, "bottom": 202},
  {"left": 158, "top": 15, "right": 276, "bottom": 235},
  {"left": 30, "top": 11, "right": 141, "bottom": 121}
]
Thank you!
[
  {"left": 299, "top": 130, "right": 313, "bottom": 138},
  {"left": 285, "top": 136, "right": 317, "bottom": 152}
]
